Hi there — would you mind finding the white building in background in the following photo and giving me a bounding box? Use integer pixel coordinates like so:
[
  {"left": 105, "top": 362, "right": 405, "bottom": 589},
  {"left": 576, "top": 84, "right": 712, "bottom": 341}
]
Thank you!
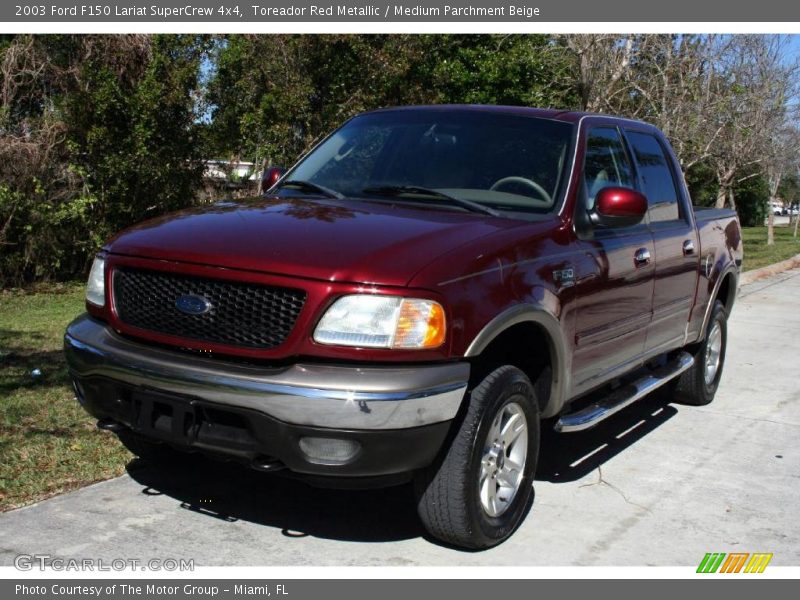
[{"left": 203, "top": 159, "right": 260, "bottom": 182}]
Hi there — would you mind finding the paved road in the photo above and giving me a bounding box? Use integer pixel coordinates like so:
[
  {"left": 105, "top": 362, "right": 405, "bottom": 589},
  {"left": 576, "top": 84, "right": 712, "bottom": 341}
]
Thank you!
[{"left": 2, "top": 270, "right": 799, "bottom": 566}]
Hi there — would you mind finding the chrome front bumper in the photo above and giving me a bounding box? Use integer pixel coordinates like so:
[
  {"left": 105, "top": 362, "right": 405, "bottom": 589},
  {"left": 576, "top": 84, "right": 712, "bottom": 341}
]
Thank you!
[{"left": 64, "top": 315, "right": 469, "bottom": 430}]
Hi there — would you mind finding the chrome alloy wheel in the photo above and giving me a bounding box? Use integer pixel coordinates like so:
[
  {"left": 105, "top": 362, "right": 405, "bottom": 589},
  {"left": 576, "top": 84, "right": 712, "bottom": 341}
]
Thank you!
[
  {"left": 478, "top": 401, "right": 528, "bottom": 517},
  {"left": 704, "top": 321, "right": 723, "bottom": 385}
]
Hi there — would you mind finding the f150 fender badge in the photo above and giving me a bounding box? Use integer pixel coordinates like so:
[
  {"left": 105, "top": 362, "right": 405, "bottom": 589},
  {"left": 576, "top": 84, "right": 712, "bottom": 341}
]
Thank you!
[{"left": 175, "top": 294, "right": 213, "bottom": 315}]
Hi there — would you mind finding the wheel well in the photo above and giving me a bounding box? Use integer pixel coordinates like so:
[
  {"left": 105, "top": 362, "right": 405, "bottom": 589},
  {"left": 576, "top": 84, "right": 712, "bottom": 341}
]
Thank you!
[
  {"left": 467, "top": 322, "right": 553, "bottom": 412},
  {"left": 716, "top": 272, "right": 736, "bottom": 314}
]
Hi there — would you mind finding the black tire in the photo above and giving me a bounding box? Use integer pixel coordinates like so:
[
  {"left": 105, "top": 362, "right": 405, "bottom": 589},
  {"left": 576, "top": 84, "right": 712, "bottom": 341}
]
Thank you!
[
  {"left": 673, "top": 300, "right": 728, "bottom": 406},
  {"left": 117, "top": 431, "right": 176, "bottom": 463},
  {"left": 413, "top": 365, "right": 540, "bottom": 550}
]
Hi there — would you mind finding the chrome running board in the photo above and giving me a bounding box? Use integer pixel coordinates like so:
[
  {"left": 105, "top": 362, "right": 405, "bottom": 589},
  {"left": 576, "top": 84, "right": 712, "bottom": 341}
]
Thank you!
[{"left": 555, "top": 351, "right": 694, "bottom": 433}]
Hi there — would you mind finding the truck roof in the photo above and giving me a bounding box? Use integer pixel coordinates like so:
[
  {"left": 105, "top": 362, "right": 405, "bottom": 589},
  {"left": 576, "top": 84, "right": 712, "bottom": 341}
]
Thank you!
[{"left": 364, "top": 104, "right": 626, "bottom": 125}]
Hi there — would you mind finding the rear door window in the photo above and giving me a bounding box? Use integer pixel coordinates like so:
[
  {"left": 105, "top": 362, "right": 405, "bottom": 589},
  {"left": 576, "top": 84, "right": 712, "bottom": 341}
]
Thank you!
[{"left": 625, "top": 131, "right": 681, "bottom": 223}]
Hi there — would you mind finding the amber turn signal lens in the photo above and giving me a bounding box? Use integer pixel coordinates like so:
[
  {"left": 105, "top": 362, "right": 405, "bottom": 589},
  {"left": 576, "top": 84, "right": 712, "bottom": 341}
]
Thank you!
[{"left": 393, "top": 299, "right": 446, "bottom": 349}]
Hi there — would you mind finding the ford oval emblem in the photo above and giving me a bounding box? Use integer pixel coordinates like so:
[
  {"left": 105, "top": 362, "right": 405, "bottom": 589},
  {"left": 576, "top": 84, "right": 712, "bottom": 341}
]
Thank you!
[{"left": 175, "top": 294, "right": 212, "bottom": 316}]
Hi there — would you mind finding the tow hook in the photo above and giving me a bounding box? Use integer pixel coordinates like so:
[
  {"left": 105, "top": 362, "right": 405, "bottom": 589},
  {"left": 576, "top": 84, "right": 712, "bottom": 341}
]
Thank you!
[
  {"left": 251, "top": 456, "right": 286, "bottom": 472},
  {"left": 97, "top": 418, "right": 127, "bottom": 433}
]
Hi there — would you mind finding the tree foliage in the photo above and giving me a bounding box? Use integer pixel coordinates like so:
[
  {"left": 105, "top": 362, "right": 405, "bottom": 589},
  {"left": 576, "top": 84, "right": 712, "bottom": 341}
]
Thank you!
[
  {"left": 204, "top": 34, "right": 579, "bottom": 168},
  {"left": 779, "top": 173, "right": 800, "bottom": 207},
  {"left": 0, "top": 35, "right": 207, "bottom": 285},
  {"left": 2, "top": 34, "right": 798, "bottom": 284},
  {"left": 734, "top": 172, "right": 771, "bottom": 227}
]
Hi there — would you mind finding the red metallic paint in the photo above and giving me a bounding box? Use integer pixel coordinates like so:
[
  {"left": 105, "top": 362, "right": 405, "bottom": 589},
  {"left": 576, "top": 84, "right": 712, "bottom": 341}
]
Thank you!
[
  {"left": 88, "top": 106, "right": 742, "bottom": 405},
  {"left": 103, "top": 197, "right": 522, "bottom": 288},
  {"left": 595, "top": 187, "right": 648, "bottom": 219}
]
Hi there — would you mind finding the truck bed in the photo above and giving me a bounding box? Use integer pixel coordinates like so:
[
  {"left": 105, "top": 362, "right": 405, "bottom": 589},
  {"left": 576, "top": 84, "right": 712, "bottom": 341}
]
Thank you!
[{"left": 693, "top": 206, "right": 738, "bottom": 223}]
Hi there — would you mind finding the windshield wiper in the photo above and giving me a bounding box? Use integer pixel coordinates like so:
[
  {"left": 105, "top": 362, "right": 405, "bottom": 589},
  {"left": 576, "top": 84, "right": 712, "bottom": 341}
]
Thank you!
[
  {"left": 361, "top": 185, "right": 499, "bottom": 217},
  {"left": 277, "top": 179, "right": 344, "bottom": 199}
]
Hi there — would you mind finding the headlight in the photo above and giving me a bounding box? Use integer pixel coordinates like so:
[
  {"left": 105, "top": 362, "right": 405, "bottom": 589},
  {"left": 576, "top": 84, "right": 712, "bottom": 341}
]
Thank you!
[
  {"left": 85, "top": 257, "right": 105, "bottom": 307},
  {"left": 314, "top": 295, "right": 446, "bottom": 349}
]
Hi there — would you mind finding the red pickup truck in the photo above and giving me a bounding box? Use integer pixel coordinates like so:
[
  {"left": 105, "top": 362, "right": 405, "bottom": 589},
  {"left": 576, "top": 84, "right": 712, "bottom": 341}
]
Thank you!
[{"left": 65, "top": 105, "right": 742, "bottom": 549}]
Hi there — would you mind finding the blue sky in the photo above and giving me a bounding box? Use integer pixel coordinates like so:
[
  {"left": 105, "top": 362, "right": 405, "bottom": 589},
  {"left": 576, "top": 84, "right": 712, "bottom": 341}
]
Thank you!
[
  {"left": 782, "top": 35, "right": 800, "bottom": 111},
  {"left": 786, "top": 34, "right": 800, "bottom": 60}
]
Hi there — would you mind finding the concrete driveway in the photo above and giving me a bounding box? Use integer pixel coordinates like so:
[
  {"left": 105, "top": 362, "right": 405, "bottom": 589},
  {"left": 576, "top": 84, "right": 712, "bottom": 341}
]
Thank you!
[{"left": 2, "top": 270, "right": 799, "bottom": 566}]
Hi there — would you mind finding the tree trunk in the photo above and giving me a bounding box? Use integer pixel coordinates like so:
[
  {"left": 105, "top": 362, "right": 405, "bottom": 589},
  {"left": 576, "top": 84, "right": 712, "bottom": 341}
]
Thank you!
[
  {"left": 767, "top": 172, "right": 781, "bottom": 246},
  {"left": 256, "top": 157, "right": 267, "bottom": 195},
  {"left": 715, "top": 168, "right": 735, "bottom": 209},
  {"left": 794, "top": 209, "right": 799, "bottom": 239},
  {"left": 767, "top": 210, "right": 775, "bottom": 245},
  {"left": 715, "top": 186, "right": 727, "bottom": 209}
]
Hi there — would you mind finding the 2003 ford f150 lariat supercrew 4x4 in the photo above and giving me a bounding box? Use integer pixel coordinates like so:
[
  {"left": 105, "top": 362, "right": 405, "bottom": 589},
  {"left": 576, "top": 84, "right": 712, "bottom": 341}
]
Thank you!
[{"left": 65, "top": 105, "right": 742, "bottom": 549}]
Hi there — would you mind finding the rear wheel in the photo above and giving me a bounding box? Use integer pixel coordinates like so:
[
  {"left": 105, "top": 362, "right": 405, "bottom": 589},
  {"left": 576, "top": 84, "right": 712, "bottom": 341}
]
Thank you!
[
  {"left": 414, "top": 365, "right": 540, "bottom": 549},
  {"left": 673, "top": 300, "right": 728, "bottom": 406}
]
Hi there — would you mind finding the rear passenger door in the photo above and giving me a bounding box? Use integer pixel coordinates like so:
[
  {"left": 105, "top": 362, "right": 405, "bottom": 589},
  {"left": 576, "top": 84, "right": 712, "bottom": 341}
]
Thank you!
[{"left": 624, "top": 129, "right": 699, "bottom": 355}]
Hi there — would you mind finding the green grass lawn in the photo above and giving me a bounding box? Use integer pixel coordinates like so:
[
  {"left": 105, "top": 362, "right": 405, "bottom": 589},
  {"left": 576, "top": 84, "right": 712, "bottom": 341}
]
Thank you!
[
  {"left": 741, "top": 225, "right": 800, "bottom": 271},
  {"left": 0, "top": 284, "right": 129, "bottom": 511}
]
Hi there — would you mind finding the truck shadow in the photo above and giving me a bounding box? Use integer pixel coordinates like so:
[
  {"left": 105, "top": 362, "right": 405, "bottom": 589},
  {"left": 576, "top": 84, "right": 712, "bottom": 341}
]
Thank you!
[
  {"left": 125, "top": 454, "right": 425, "bottom": 543},
  {"left": 125, "top": 388, "right": 677, "bottom": 547},
  {"left": 536, "top": 388, "right": 678, "bottom": 482}
]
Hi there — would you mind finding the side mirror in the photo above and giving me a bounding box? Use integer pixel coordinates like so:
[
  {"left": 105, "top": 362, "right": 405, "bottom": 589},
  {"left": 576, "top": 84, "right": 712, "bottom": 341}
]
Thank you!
[
  {"left": 262, "top": 166, "right": 286, "bottom": 192},
  {"left": 591, "top": 187, "right": 648, "bottom": 228}
]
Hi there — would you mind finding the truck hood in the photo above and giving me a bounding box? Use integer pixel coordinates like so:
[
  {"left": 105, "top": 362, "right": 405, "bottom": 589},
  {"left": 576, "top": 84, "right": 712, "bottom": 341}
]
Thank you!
[{"left": 105, "top": 197, "right": 522, "bottom": 286}]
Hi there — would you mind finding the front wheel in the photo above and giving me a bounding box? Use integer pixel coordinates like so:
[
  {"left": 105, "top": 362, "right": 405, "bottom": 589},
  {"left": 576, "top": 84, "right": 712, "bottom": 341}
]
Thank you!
[
  {"left": 413, "top": 365, "right": 540, "bottom": 549},
  {"left": 673, "top": 300, "right": 728, "bottom": 406}
]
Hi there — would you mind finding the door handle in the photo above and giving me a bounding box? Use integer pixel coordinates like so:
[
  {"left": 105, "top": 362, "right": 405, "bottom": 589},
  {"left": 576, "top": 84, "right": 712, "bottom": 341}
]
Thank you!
[
  {"left": 634, "top": 248, "right": 651, "bottom": 267},
  {"left": 683, "top": 240, "right": 695, "bottom": 255}
]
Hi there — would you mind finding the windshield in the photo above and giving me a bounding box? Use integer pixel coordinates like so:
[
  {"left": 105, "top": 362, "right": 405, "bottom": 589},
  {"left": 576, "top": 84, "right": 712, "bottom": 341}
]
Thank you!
[{"left": 282, "top": 110, "right": 574, "bottom": 214}]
